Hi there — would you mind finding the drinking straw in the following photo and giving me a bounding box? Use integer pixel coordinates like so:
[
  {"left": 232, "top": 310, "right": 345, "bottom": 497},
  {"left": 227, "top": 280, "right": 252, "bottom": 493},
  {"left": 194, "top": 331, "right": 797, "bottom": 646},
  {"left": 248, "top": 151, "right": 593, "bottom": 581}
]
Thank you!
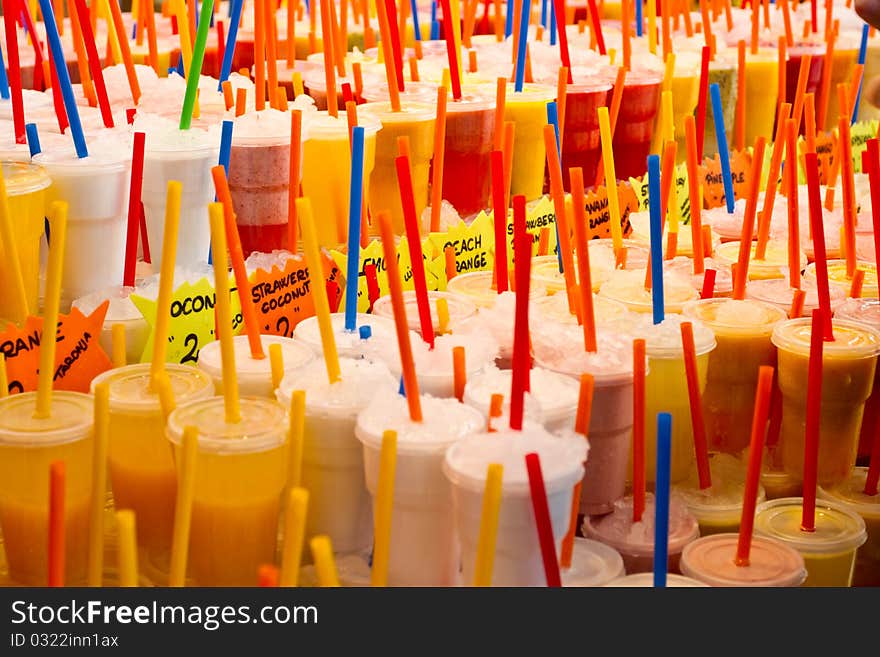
[
  {"left": 597, "top": 108, "right": 623, "bottom": 252},
  {"left": 509, "top": 195, "right": 531, "bottom": 431},
  {"left": 522, "top": 453, "right": 562, "bottom": 588},
  {"left": 556, "top": 67, "right": 569, "bottom": 145},
  {"left": 341, "top": 127, "right": 366, "bottom": 332},
  {"left": 436, "top": 298, "right": 450, "bottom": 334},
  {"left": 633, "top": 338, "right": 646, "bottom": 522},
  {"left": 621, "top": 0, "right": 631, "bottom": 70},
  {"left": 0, "top": 166, "right": 30, "bottom": 322},
  {"left": 453, "top": 347, "right": 466, "bottom": 402},
  {"left": 68, "top": 0, "right": 96, "bottom": 107},
  {"left": 784, "top": 120, "right": 800, "bottom": 288},
  {"left": 1, "top": 8, "right": 25, "bottom": 142},
  {"left": 790, "top": 55, "right": 812, "bottom": 138},
  {"left": 264, "top": 343, "right": 283, "bottom": 391},
  {"left": 816, "top": 28, "right": 836, "bottom": 131},
  {"left": 310, "top": 536, "right": 340, "bottom": 586},
  {"left": 365, "top": 264, "right": 380, "bottom": 310},
  {"left": 804, "top": 152, "right": 834, "bottom": 341},
  {"left": 235, "top": 87, "right": 247, "bottom": 116},
  {"left": 298, "top": 197, "right": 342, "bottom": 383},
  {"left": 378, "top": 211, "right": 423, "bottom": 420},
  {"left": 121, "top": 133, "right": 147, "bottom": 288},
  {"left": 257, "top": 564, "right": 279, "bottom": 586},
  {"left": 848, "top": 66, "right": 864, "bottom": 128},
  {"left": 47, "top": 56, "right": 70, "bottom": 135},
  {"left": 385, "top": 0, "right": 406, "bottom": 90},
  {"left": 570, "top": 168, "right": 597, "bottom": 352},
  {"left": 785, "top": 288, "right": 804, "bottom": 319},
  {"left": 168, "top": 425, "right": 198, "bottom": 586},
  {"left": 428, "top": 87, "right": 448, "bottom": 232},
  {"left": 149, "top": 182, "right": 182, "bottom": 384},
  {"left": 445, "top": 246, "right": 457, "bottom": 282},
  {"left": 652, "top": 412, "right": 672, "bottom": 588},
  {"left": 700, "top": 269, "right": 716, "bottom": 299},
  {"left": 279, "top": 487, "right": 308, "bottom": 586},
  {"left": 647, "top": 155, "right": 665, "bottom": 324},
  {"left": 571, "top": 373, "right": 595, "bottom": 437},
  {"left": 412, "top": 55, "right": 423, "bottom": 80},
  {"left": 838, "top": 115, "right": 857, "bottom": 279},
  {"left": 314, "top": 0, "right": 337, "bottom": 116},
  {"left": 503, "top": 122, "right": 516, "bottom": 204},
  {"left": 647, "top": 0, "right": 657, "bottom": 53},
  {"left": 218, "top": 0, "right": 243, "bottom": 86},
  {"left": 488, "top": 393, "right": 504, "bottom": 432},
  {"left": 780, "top": 0, "right": 793, "bottom": 46},
  {"left": 48, "top": 460, "right": 65, "bottom": 587},
  {"left": 473, "top": 463, "right": 503, "bottom": 586},
  {"left": 283, "top": 389, "right": 307, "bottom": 493},
  {"left": 586, "top": 0, "right": 605, "bottom": 55},
  {"left": 180, "top": 0, "right": 215, "bottom": 129},
  {"left": 868, "top": 141, "right": 880, "bottom": 298},
  {"left": 549, "top": 0, "right": 572, "bottom": 82},
  {"left": 438, "top": 0, "right": 462, "bottom": 99},
  {"left": 683, "top": 117, "right": 705, "bottom": 275},
  {"left": 801, "top": 309, "right": 824, "bottom": 532},
  {"left": 285, "top": 111, "right": 303, "bottom": 250},
  {"left": 661, "top": 0, "right": 672, "bottom": 59},
  {"left": 755, "top": 104, "right": 792, "bottom": 260},
  {"left": 732, "top": 137, "right": 767, "bottom": 299},
  {"left": 493, "top": 78, "right": 507, "bottom": 151},
  {"left": 735, "top": 40, "right": 746, "bottom": 152},
  {"left": 853, "top": 25, "right": 869, "bottom": 125},
  {"left": 85, "top": 383, "right": 110, "bottom": 586},
  {"left": 173, "top": 0, "right": 195, "bottom": 76},
  {"left": 0, "top": 355, "right": 7, "bottom": 397},
  {"left": 678, "top": 322, "right": 711, "bottom": 490},
  {"left": 370, "top": 429, "right": 397, "bottom": 587},
  {"left": 490, "top": 150, "right": 510, "bottom": 293},
  {"left": 39, "top": 0, "right": 88, "bottom": 157},
  {"left": 106, "top": 0, "right": 142, "bottom": 104},
  {"left": 543, "top": 127, "right": 575, "bottom": 298},
  {"left": 513, "top": 0, "right": 531, "bottom": 92},
  {"left": 849, "top": 269, "right": 865, "bottom": 299},
  {"left": 115, "top": 510, "right": 139, "bottom": 587},
  {"left": 265, "top": 0, "right": 280, "bottom": 106},
  {"left": 594, "top": 66, "right": 627, "bottom": 190},
  {"left": 708, "top": 84, "right": 736, "bottom": 215},
  {"left": 144, "top": 0, "right": 160, "bottom": 72},
  {"left": 375, "top": 0, "right": 402, "bottom": 109}
]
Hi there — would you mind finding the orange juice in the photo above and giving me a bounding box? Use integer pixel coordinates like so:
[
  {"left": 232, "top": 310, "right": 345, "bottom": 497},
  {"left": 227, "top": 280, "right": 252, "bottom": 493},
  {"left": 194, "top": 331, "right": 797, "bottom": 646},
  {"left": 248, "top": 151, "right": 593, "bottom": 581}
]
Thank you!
[
  {"left": 0, "top": 392, "right": 94, "bottom": 585},
  {"left": 744, "top": 48, "right": 779, "bottom": 144}
]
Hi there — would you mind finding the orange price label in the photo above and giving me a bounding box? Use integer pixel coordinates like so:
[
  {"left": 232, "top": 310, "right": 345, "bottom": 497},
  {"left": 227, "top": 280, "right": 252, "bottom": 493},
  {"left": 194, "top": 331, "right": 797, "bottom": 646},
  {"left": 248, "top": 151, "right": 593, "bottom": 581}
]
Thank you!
[{"left": 701, "top": 149, "right": 753, "bottom": 209}]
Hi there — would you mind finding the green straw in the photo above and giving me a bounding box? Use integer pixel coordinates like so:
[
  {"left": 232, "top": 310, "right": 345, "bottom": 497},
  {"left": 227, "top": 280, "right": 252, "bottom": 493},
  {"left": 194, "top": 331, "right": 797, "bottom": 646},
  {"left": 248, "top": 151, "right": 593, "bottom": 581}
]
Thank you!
[{"left": 179, "top": 0, "right": 216, "bottom": 130}]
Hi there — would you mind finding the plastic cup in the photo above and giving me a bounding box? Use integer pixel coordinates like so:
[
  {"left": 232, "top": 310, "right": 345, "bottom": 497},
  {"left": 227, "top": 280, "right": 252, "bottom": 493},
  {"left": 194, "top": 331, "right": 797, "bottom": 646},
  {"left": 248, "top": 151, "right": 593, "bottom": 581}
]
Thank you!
[
  {"left": 803, "top": 260, "right": 877, "bottom": 299},
  {"left": 714, "top": 240, "right": 805, "bottom": 282},
  {"left": 604, "top": 572, "right": 707, "bottom": 586},
  {"left": 0, "top": 391, "right": 94, "bottom": 585},
  {"left": 503, "top": 84, "right": 556, "bottom": 201},
  {"left": 90, "top": 364, "right": 213, "bottom": 565},
  {"left": 33, "top": 143, "right": 131, "bottom": 303},
  {"left": 441, "top": 95, "right": 495, "bottom": 217},
  {"left": 682, "top": 298, "right": 786, "bottom": 454},
  {"left": 666, "top": 51, "right": 701, "bottom": 162},
  {"left": 276, "top": 357, "right": 396, "bottom": 555},
  {"left": 355, "top": 390, "right": 485, "bottom": 586},
  {"left": 680, "top": 533, "right": 807, "bottom": 586},
  {"left": 0, "top": 162, "right": 50, "bottom": 319},
  {"left": 443, "top": 426, "right": 587, "bottom": 586},
  {"left": 818, "top": 468, "right": 880, "bottom": 587},
  {"left": 293, "top": 312, "right": 402, "bottom": 359},
  {"left": 197, "top": 334, "right": 314, "bottom": 398},
  {"left": 783, "top": 44, "right": 824, "bottom": 134},
  {"left": 745, "top": 278, "right": 848, "bottom": 318},
  {"left": 358, "top": 101, "right": 435, "bottom": 235},
  {"left": 561, "top": 537, "right": 626, "bottom": 587},
  {"left": 228, "top": 109, "right": 302, "bottom": 257},
  {"left": 300, "top": 110, "right": 380, "bottom": 248},
  {"left": 166, "top": 396, "right": 289, "bottom": 586},
  {"left": 754, "top": 496, "right": 867, "bottom": 587},
  {"left": 297, "top": 554, "right": 371, "bottom": 587},
  {"left": 665, "top": 255, "right": 735, "bottom": 297},
  {"left": 138, "top": 120, "right": 219, "bottom": 269},
  {"left": 71, "top": 286, "right": 150, "bottom": 365},
  {"left": 447, "top": 270, "right": 547, "bottom": 308},
  {"left": 532, "top": 289, "right": 632, "bottom": 327},
  {"left": 583, "top": 493, "right": 700, "bottom": 574},
  {"left": 611, "top": 68, "right": 663, "bottom": 181},
  {"left": 743, "top": 47, "right": 780, "bottom": 144},
  {"left": 597, "top": 268, "right": 699, "bottom": 315},
  {"left": 530, "top": 241, "right": 650, "bottom": 295},
  {"left": 703, "top": 52, "right": 737, "bottom": 160},
  {"left": 772, "top": 317, "right": 880, "bottom": 486},
  {"left": 371, "top": 290, "right": 478, "bottom": 336},
  {"left": 558, "top": 81, "right": 612, "bottom": 192}
]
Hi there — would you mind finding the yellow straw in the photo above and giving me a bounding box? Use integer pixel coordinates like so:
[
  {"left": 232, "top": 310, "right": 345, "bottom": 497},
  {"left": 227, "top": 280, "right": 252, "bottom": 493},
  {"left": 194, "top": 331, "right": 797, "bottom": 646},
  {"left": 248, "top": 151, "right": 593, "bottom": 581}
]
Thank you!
[
  {"left": 436, "top": 298, "right": 450, "bottom": 334},
  {"left": 111, "top": 323, "right": 127, "bottom": 368},
  {"left": 208, "top": 202, "right": 241, "bottom": 424},
  {"left": 661, "top": 89, "right": 675, "bottom": 144},
  {"left": 292, "top": 71, "right": 304, "bottom": 97},
  {"left": 668, "top": 168, "right": 681, "bottom": 235},
  {"left": 269, "top": 342, "right": 284, "bottom": 390},
  {"left": 150, "top": 181, "right": 183, "bottom": 385},
  {"left": 0, "top": 354, "right": 8, "bottom": 398},
  {"left": 286, "top": 389, "right": 306, "bottom": 491},
  {"left": 0, "top": 165, "right": 30, "bottom": 322},
  {"left": 295, "top": 197, "right": 341, "bottom": 383},
  {"left": 370, "top": 429, "right": 397, "bottom": 587},
  {"left": 86, "top": 382, "right": 110, "bottom": 586},
  {"left": 647, "top": 0, "right": 657, "bottom": 55},
  {"left": 279, "top": 487, "right": 309, "bottom": 586},
  {"left": 310, "top": 535, "right": 340, "bottom": 586},
  {"left": 154, "top": 370, "right": 177, "bottom": 421},
  {"left": 598, "top": 107, "right": 623, "bottom": 251},
  {"left": 34, "top": 202, "right": 67, "bottom": 420},
  {"left": 115, "top": 510, "right": 139, "bottom": 586},
  {"left": 473, "top": 463, "right": 503, "bottom": 586},
  {"left": 168, "top": 425, "right": 199, "bottom": 587},
  {"left": 100, "top": 0, "right": 123, "bottom": 64},
  {"left": 172, "top": 0, "right": 194, "bottom": 73}
]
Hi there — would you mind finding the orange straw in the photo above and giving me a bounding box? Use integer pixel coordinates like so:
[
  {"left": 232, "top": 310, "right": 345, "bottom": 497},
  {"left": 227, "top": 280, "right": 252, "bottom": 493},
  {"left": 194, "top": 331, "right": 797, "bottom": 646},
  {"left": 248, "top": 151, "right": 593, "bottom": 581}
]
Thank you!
[
  {"left": 287, "top": 0, "right": 296, "bottom": 68},
  {"left": 544, "top": 125, "right": 577, "bottom": 309},
  {"left": 777, "top": 37, "right": 787, "bottom": 122},
  {"left": 785, "top": 119, "right": 801, "bottom": 288},
  {"left": 378, "top": 211, "right": 422, "bottom": 421},
  {"left": 374, "top": 0, "right": 400, "bottom": 111},
  {"left": 594, "top": 66, "right": 627, "bottom": 189},
  {"left": 48, "top": 461, "right": 65, "bottom": 587},
  {"left": 681, "top": 322, "right": 711, "bottom": 489},
  {"left": 488, "top": 393, "right": 504, "bottom": 431},
  {"left": 445, "top": 245, "right": 456, "bottom": 281},
  {"left": 328, "top": 0, "right": 346, "bottom": 77},
  {"left": 319, "top": 0, "right": 339, "bottom": 116},
  {"left": 429, "top": 86, "right": 448, "bottom": 232},
  {"left": 735, "top": 40, "right": 746, "bottom": 152},
  {"left": 850, "top": 269, "right": 865, "bottom": 298},
  {"left": 685, "top": 116, "right": 705, "bottom": 275},
  {"left": 453, "top": 346, "right": 466, "bottom": 402},
  {"left": 264, "top": 0, "right": 280, "bottom": 109},
  {"left": 839, "top": 114, "right": 858, "bottom": 278},
  {"left": 791, "top": 54, "right": 813, "bottom": 136},
  {"left": 235, "top": 87, "right": 247, "bottom": 116},
  {"left": 756, "top": 102, "right": 792, "bottom": 259},
  {"left": 789, "top": 288, "right": 806, "bottom": 318},
  {"left": 557, "top": 66, "right": 568, "bottom": 145},
  {"left": 569, "top": 168, "right": 597, "bottom": 352},
  {"left": 221, "top": 80, "right": 233, "bottom": 109},
  {"left": 632, "top": 338, "right": 646, "bottom": 523},
  {"left": 107, "top": 0, "right": 141, "bottom": 104},
  {"left": 574, "top": 373, "right": 595, "bottom": 436},
  {"left": 559, "top": 480, "right": 582, "bottom": 569},
  {"left": 780, "top": 0, "right": 794, "bottom": 46},
  {"left": 732, "top": 137, "right": 767, "bottom": 299},
  {"left": 816, "top": 28, "right": 836, "bottom": 131}
]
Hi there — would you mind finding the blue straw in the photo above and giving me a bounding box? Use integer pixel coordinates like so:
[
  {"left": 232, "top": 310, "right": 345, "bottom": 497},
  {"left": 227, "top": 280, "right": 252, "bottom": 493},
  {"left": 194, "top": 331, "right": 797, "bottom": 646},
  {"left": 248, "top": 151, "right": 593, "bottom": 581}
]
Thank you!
[
  {"left": 853, "top": 25, "right": 869, "bottom": 125},
  {"left": 546, "top": 103, "right": 564, "bottom": 274},
  {"left": 218, "top": 0, "right": 244, "bottom": 88},
  {"left": 359, "top": 325, "right": 372, "bottom": 340},
  {"left": 218, "top": 120, "right": 234, "bottom": 174},
  {"left": 710, "top": 83, "right": 735, "bottom": 214},
  {"left": 636, "top": 0, "right": 643, "bottom": 37},
  {"left": 431, "top": 1, "right": 439, "bottom": 40},
  {"left": 25, "top": 123, "right": 41, "bottom": 157},
  {"left": 653, "top": 412, "right": 672, "bottom": 589},
  {"left": 549, "top": 2, "right": 556, "bottom": 46},
  {"left": 345, "top": 127, "right": 366, "bottom": 332},
  {"left": 505, "top": 0, "right": 514, "bottom": 38},
  {"left": 410, "top": 0, "right": 422, "bottom": 41},
  {"left": 514, "top": 0, "right": 531, "bottom": 92},
  {"left": 540, "top": 0, "right": 548, "bottom": 27},
  {"left": 648, "top": 154, "right": 664, "bottom": 325},
  {"left": 176, "top": 56, "right": 185, "bottom": 77},
  {"left": 132, "top": 23, "right": 137, "bottom": 40},
  {"left": 38, "top": 0, "right": 88, "bottom": 158},
  {"left": 398, "top": 375, "right": 406, "bottom": 396},
  {"left": 0, "top": 45, "right": 8, "bottom": 100}
]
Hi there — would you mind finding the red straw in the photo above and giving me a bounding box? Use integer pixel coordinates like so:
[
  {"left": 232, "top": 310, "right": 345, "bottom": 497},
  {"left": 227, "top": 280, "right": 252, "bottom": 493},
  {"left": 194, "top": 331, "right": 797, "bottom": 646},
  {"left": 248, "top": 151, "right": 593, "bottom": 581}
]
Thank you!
[
  {"left": 490, "top": 151, "right": 509, "bottom": 293},
  {"left": 681, "top": 322, "right": 711, "bottom": 490},
  {"left": 2, "top": 7, "right": 26, "bottom": 143},
  {"left": 288, "top": 110, "right": 302, "bottom": 251},
  {"left": 732, "top": 137, "right": 767, "bottom": 299},
  {"left": 384, "top": 0, "right": 405, "bottom": 91},
  {"left": 48, "top": 56, "right": 69, "bottom": 135},
  {"left": 48, "top": 460, "right": 65, "bottom": 587},
  {"left": 801, "top": 309, "right": 825, "bottom": 532},
  {"left": 365, "top": 263, "right": 380, "bottom": 311},
  {"left": 396, "top": 154, "right": 436, "bottom": 349},
  {"left": 811, "top": 0, "right": 817, "bottom": 33},
  {"left": 569, "top": 168, "right": 597, "bottom": 352},
  {"left": 123, "top": 132, "right": 146, "bottom": 287},
  {"left": 700, "top": 269, "right": 717, "bottom": 298},
  {"left": 439, "top": 0, "right": 462, "bottom": 99},
  {"left": 785, "top": 119, "right": 801, "bottom": 289},
  {"left": 72, "top": 0, "right": 114, "bottom": 127},
  {"left": 551, "top": 0, "right": 573, "bottom": 83},
  {"left": 735, "top": 40, "right": 746, "bottom": 152},
  {"left": 509, "top": 195, "right": 531, "bottom": 432},
  {"left": 735, "top": 365, "right": 774, "bottom": 566},
  {"left": 632, "top": 338, "right": 646, "bottom": 523},
  {"left": 586, "top": 0, "right": 606, "bottom": 55},
  {"left": 524, "top": 453, "right": 562, "bottom": 587},
  {"left": 868, "top": 140, "right": 880, "bottom": 298},
  {"left": 695, "top": 45, "right": 710, "bottom": 162},
  {"left": 453, "top": 346, "right": 466, "bottom": 402},
  {"left": 685, "top": 116, "right": 705, "bottom": 274},
  {"left": 804, "top": 152, "right": 834, "bottom": 341},
  {"left": 258, "top": 564, "right": 279, "bottom": 586},
  {"left": 18, "top": 0, "right": 45, "bottom": 91}
]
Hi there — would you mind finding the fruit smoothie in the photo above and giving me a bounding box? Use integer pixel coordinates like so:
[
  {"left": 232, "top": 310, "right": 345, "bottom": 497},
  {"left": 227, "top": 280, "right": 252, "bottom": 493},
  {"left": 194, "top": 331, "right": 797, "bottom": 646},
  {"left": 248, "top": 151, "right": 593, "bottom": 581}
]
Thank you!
[
  {"left": 754, "top": 496, "right": 867, "bottom": 586},
  {"left": 597, "top": 268, "right": 699, "bottom": 316},
  {"left": 356, "top": 389, "right": 485, "bottom": 586},
  {"left": 532, "top": 289, "right": 632, "bottom": 328},
  {"left": 627, "top": 210, "right": 722, "bottom": 258},
  {"left": 372, "top": 290, "right": 478, "bottom": 336},
  {"left": 301, "top": 111, "right": 380, "bottom": 248},
  {"left": 441, "top": 95, "right": 496, "bottom": 217},
  {"left": 358, "top": 101, "right": 435, "bottom": 235},
  {"left": 559, "top": 81, "right": 612, "bottom": 191},
  {"left": 683, "top": 298, "right": 786, "bottom": 454},
  {"left": 447, "top": 270, "right": 548, "bottom": 308},
  {"left": 664, "top": 256, "right": 735, "bottom": 297},
  {"left": 772, "top": 318, "right": 880, "bottom": 486},
  {"left": 90, "top": 365, "right": 213, "bottom": 563},
  {"left": 504, "top": 84, "right": 557, "bottom": 201},
  {"left": 680, "top": 533, "right": 807, "bottom": 586},
  {"left": 667, "top": 50, "right": 702, "bottom": 162},
  {"left": 804, "top": 260, "right": 878, "bottom": 299},
  {"left": 715, "top": 239, "right": 806, "bottom": 281},
  {"left": 819, "top": 468, "right": 880, "bottom": 587},
  {"left": 783, "top": 44, "right": 824, "bottom": 134},
  {"left": 166, "top": 397, "right": 289, "bottom": 587},
  {"left": 0, "top": 392, "right": 94, "bottom": 586},
  {"left": 443, "top": 426, "right": 587, "bottom": 586},
  {"left": 530, "top": 239, "right": 651, "bottom": 294},
  {"left": 611, "top": 68, "right": 663, "bottom": 180},
  {"left": 277, "top": 357, "right": 397, "bottom": 556},
  {"left": 744, "top": 48, "right": 780, "bottom": 143},
  {"left": 293, "top": 312, "right": 405, "bottom": 359}
]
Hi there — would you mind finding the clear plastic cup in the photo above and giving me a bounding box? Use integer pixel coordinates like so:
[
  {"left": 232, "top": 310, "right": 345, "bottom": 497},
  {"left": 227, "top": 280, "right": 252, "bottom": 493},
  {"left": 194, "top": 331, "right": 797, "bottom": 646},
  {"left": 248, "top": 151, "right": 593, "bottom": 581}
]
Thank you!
[
  {"left": 504, "top": 83, "right": 557, "bottom": 201},
  {"left": 714, "top": 240, "right": 806, "bottom": 281},
  {"left": 293, "top": 312, "right": 402, "bottom": 359},
  {"left": 680, "top": 533, "right": 807, "bottom": 587},
  {"left": 371, "top": 290, "right": 478, "bottom": 336},
  {"left": 447, "top": 270, "right": 547, "bottom": 308},
  {"left": 442, "top": 95, "right": 496, "bottom": 217},
  {"left": 745, "top": 278, "right": 848, "bottom": 318},
  {"left": 443, "top": 426, "right": 587, "bottom": 586},
  {"left": 803, "top": 260, "right": 877, "bottom": 299},
  {"left": 561, "top": 537, "right": 626, "bottom": 587},
  {"left": 597, "top": 268, "right": 699, "bottom": 315},
  {"left": 558, "top": 81, "right": 612, "bottom": 191},
  {"left": 355, "top": 389, "right": 485, "bottom": 586},
  {"left": 276, "top": 357, "right": 396, "bottom": 555},
  {"left": 531, "top": 289, "right": 632, "bottom": 327},
  {"left": 754, "top": 496, "right": 867, "bottom": 587},
  {"left": 166, "top": 396, "right": 289, "bottom": 586},
  {"left": 71, "top": 286, "right": 150, "bottom": 365},
  {"left": 0, "top": 391, "right": 94, "bottom": 585},
  {"left": 197, "top": 334, "right": 315, "bottom": 398}
]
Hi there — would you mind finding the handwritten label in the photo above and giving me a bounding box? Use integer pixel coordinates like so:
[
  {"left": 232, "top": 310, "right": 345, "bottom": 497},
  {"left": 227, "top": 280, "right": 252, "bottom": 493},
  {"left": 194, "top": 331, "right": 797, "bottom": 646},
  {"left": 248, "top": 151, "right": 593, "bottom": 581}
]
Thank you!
[
  {"left": 502, "top": 196, "right": 559, "bottom": 269},
  {"left": 429, "top": 211, "right": 495, "bottom": 277},
  {"left": 815, "top": 131, "right": 836, "bottom": 183},
  {"left": 701, "top": 150, "right": 752, "bottom": 210}
]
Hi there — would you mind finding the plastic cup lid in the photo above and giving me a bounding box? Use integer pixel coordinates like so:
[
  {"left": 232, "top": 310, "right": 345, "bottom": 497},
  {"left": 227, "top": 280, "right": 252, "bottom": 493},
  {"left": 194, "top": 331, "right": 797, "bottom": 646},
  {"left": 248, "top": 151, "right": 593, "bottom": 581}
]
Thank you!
[
  {"left": 166, "top": 396, "right": 287, "bottom": 454},
  {"left": 682, "top": 298, "right": 787, "bottom": 337},
  {"left": 818, "top": 468, "right": 880, "bottom": 519},
  {"left": 0, "top": 161, "right": 51, "bottom": 194},
  {"left": 447, "top": 271, "right": 547, "bottom": 308},
  {"left": 753, "top": 497, "right": 868, "bottom": 555},
  {"left": 833, "top": 298, "right": 880, "bottom": 327},
  {"left": 561, "top": 538, "right": 626, "bottom": 587},
  {"left": 771, "top": 317, "right": 880, "bottom": 358},
  {"left": 198, "top": 335, "right": 314, "bottom": 383},
  {"left": 680, "top": 533, "right": 807, "bottom": 587},
  {"left": 0, "top": 391, "right": 93, "bottom": 446},
  {"left": 91, "top": 363, "right": 214, "bottom": 415},
  {"left": 371, "top": 290, "right": 477, "bottom": 332}
]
